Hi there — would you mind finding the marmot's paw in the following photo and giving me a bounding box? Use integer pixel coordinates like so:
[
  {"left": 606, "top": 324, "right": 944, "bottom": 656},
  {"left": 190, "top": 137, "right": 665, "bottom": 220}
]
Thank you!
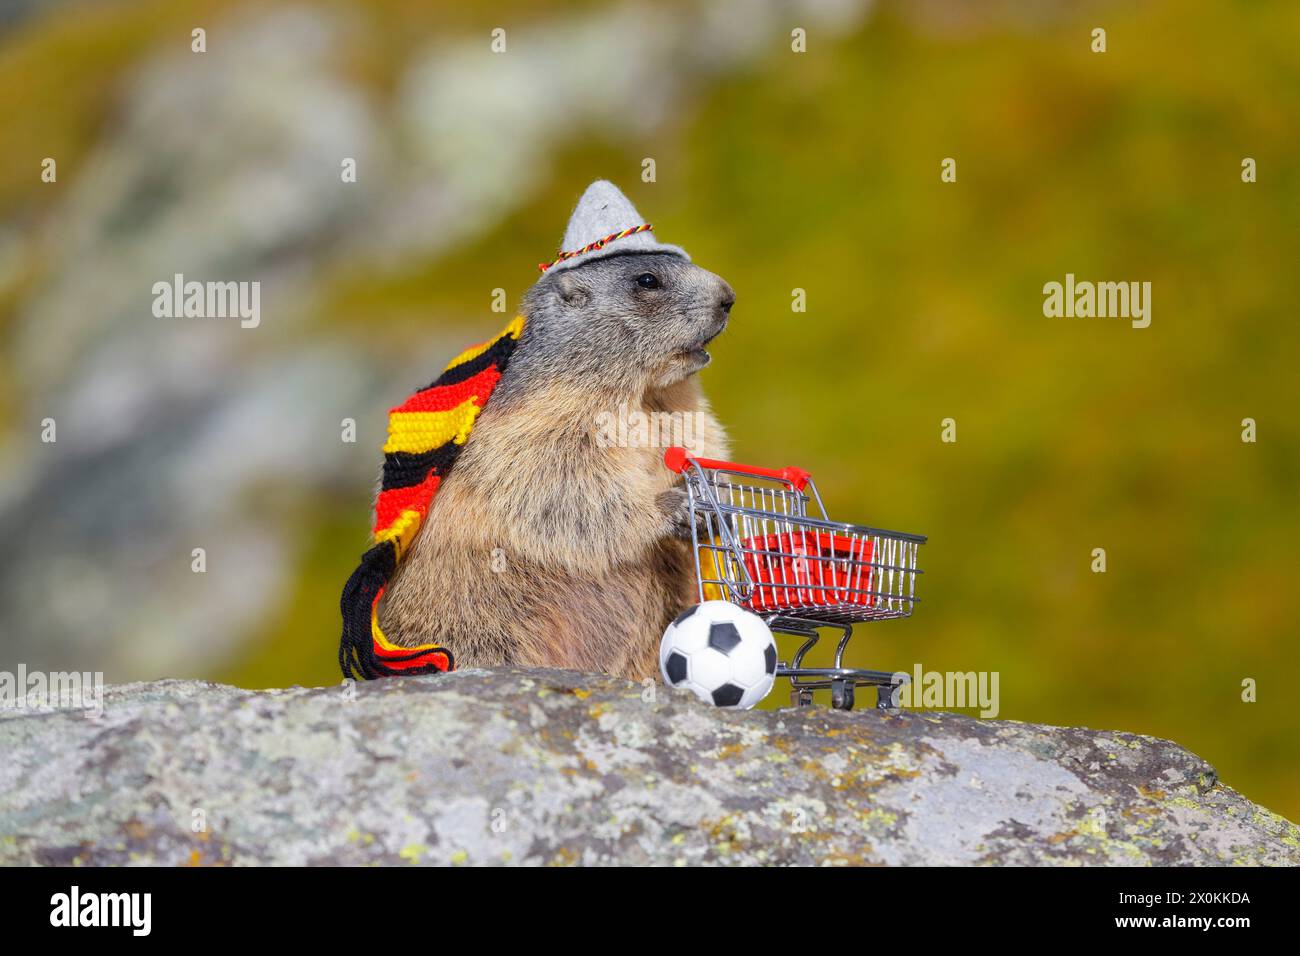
[{"left": 656, "top": 487, "right": 705, "bottom": 541}]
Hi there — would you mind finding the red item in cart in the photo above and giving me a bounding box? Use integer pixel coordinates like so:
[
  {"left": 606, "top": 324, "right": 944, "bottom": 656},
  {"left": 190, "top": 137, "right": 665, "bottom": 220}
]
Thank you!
[{"left": 738, "top": 531, "right": 875, "bottom": 612}]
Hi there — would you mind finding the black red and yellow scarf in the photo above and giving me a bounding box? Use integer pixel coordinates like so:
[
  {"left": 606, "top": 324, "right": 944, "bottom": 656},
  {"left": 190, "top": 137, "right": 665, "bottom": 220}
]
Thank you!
[{"left": 339, "top": 316, "right": 524, "bottom": 679}]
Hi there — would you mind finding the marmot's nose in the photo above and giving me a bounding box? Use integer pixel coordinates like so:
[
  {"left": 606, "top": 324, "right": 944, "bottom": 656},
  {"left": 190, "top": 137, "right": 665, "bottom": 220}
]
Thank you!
[{"left": 717, "top": 279, "right": 736, "bottom": 314}]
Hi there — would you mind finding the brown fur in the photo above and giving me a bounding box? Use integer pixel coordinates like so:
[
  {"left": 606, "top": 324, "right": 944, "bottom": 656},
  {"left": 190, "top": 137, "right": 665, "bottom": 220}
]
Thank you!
[{"left": 378, "top": 253, "right": 734, "bottom": 680}]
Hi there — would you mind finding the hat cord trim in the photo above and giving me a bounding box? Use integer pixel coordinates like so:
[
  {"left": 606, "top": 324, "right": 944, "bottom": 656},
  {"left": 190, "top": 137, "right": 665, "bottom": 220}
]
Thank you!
[{"left": 538, "top": 223, "right": 653, "bottom": 273}]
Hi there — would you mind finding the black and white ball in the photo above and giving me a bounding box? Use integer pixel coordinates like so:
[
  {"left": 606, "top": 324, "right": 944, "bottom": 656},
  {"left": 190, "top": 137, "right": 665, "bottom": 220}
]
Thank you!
[{"left": 660, "top": 601, "right": 777, "bottom": 709}]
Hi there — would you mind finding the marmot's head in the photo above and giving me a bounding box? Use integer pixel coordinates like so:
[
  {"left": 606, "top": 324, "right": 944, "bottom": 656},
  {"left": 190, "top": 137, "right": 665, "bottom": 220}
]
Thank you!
[{"left": 520, "top": 252, "right": 735, "bottom": 394}]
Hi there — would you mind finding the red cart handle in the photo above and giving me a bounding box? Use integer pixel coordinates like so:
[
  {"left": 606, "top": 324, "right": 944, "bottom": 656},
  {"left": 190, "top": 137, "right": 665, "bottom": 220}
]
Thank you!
[{"left": 664, "top": 446, "right": 813, "bottom": 492}]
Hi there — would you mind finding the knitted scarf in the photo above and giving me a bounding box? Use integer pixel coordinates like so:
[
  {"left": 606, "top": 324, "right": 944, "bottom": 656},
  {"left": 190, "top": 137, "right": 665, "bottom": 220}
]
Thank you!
[{"left": 339, "top": 316, "right": 525, "bottom": 679}]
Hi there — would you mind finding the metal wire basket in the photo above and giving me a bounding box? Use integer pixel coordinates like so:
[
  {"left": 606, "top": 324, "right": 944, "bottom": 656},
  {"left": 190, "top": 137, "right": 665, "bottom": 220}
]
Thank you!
[{"left": 665, "top": 447, "right": 926, "bottom": 711}]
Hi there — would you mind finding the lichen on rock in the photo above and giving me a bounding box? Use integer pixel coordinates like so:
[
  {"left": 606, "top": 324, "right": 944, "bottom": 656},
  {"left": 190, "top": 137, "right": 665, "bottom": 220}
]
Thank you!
[{"left": 1, "top": 668, "right": 1296, "bottom": 866}]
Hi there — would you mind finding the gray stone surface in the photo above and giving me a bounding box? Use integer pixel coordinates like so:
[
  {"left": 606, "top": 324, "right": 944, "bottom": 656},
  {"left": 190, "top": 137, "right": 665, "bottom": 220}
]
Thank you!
[{"left": 1, "top": 668, "right": 1297, "bottom": 866}]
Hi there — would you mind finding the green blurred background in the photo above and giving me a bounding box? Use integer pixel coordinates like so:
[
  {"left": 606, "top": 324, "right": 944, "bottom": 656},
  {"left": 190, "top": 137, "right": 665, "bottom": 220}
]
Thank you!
[{"left": 1, "top": 0, "right": 1296, "bottom": 819}]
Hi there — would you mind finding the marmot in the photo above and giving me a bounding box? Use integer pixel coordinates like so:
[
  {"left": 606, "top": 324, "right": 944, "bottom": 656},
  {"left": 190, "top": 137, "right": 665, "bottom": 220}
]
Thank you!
[{"left": 374, "top": 191, "right": 735, "bottom": 681}]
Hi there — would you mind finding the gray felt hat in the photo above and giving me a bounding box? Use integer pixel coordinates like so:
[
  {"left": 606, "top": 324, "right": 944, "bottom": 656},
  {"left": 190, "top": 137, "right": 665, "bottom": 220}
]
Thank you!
[{"left": 541, "top": 180, "right": 690, "bottom": 274}]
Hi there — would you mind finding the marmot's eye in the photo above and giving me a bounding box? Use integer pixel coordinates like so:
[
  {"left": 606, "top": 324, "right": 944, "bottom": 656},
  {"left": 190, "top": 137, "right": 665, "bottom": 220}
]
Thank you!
[{"left": 636, "top": 273, "right": 659, "bottom": 289}]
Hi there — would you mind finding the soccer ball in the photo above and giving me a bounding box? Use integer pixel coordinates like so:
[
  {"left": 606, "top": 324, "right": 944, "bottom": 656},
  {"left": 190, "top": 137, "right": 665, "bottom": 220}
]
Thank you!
[{"left": 660, "top": 600, "right": 778, "bottom": 709}]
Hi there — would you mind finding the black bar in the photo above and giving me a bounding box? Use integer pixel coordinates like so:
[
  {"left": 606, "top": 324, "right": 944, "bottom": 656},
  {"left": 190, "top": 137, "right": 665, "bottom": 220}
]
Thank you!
[{"left": 0, "top": 863, "right": 1291, "bottom": 942}]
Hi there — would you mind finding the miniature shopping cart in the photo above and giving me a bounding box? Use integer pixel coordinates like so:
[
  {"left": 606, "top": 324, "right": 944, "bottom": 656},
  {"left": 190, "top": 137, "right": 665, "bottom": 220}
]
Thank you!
[{"left": 665, "top": 447, "right": 926, "bottom": 711}]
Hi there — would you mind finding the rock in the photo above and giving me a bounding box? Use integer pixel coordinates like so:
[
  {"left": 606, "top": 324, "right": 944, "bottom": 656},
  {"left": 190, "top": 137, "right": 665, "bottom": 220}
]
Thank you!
[{"left": 1, "top": 668, "right": 1296, "bottom": 866}]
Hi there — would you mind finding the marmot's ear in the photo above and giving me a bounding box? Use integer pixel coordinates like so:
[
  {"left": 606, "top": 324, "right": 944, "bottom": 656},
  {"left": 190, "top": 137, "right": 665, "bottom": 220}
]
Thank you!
[{"left": 554, "top": 272, "right": 589, "bottom": 308}]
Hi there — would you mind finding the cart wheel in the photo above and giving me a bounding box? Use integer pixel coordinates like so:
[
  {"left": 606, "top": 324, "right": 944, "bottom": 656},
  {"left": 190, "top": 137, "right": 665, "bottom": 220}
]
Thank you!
[
  {"left": 831, "top": 679, "right": 855, "bottom": 711},
  {"left": 876, "top": 684, "right": 896, "bottom": 710},
  {"left": 791, "top": 687, "right": 814, "bottom": 708}
]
